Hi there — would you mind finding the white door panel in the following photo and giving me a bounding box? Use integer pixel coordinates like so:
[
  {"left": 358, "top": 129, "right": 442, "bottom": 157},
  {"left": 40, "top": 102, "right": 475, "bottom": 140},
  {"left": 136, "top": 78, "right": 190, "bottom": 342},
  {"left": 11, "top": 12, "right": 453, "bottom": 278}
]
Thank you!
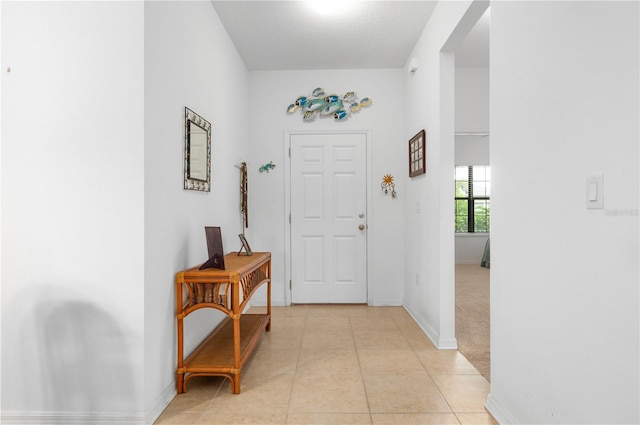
[{"left": 290, "top": 133, "right": 367, "bottom": 304}]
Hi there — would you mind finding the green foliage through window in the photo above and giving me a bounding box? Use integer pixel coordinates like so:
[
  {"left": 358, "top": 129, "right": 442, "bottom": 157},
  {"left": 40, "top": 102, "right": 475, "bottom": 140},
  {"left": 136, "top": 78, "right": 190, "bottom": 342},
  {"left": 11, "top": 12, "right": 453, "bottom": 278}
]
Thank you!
[{"left": 455, "top": 165, "right": 490, "bottom": 233}]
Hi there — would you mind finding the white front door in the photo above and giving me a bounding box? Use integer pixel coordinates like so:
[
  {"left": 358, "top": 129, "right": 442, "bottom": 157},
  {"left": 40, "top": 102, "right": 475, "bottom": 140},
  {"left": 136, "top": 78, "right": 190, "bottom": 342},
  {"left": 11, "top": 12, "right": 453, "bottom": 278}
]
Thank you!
[{"left": 290, "top": 132, "right": 368, "bottom": 304}]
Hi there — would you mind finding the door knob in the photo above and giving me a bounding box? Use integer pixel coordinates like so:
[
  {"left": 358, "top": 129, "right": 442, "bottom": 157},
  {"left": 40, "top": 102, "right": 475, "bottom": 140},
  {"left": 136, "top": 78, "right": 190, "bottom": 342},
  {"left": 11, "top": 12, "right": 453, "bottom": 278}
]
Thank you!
[
  {"left": 358, "top": 224, "right": 365, "bottom": 231},
  {"left": 359, "top": 213, "right": 365, "bottom": 218}
]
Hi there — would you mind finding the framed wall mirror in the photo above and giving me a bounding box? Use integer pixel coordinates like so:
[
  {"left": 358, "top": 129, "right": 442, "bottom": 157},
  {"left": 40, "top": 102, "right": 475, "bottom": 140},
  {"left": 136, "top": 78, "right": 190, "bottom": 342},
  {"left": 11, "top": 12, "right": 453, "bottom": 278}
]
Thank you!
[{"left": 184, "top": 107, "right": 212, "bottom": 191}]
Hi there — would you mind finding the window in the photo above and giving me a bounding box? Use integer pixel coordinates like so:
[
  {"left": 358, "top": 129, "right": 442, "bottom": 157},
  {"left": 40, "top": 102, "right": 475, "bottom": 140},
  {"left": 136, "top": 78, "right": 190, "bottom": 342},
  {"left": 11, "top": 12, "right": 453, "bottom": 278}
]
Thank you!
[{"left": 455, "top": 165, "right": 490, "bottom": 233}]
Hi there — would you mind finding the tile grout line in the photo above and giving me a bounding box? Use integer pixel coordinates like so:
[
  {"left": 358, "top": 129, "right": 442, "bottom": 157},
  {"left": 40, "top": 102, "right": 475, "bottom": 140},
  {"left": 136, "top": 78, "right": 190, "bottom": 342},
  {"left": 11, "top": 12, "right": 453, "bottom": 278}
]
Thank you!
[
  {"left": 349, "top": 314, "right": 375, "bottom": 425},
  {"left": 157, "top": 306, "right": 493, "bottom": 424},
  {"left": 284, "top": 311, "right": 306, "bottom": 425},
  {"left": 392, "top": 315, "right": 463, "bottom": 422}
]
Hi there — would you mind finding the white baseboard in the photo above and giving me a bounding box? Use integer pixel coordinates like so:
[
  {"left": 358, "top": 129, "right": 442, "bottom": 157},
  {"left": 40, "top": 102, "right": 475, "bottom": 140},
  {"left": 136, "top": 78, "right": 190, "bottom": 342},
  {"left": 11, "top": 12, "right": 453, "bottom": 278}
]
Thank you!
[
  {"left": 371, "top": 298, "right": 403, "bottom": 306},
  {"left": 437, "top": 337, "right": 458, "bottom": 349},
  {"left": 0, "top": 411, "right": 145, "bottom": 425},
  {"left": 145, "top": 382, "right": 176, "bottom": 425},
  {"left": 2, "top": 382, "right": 177, "bottom": 425},
  {"left": 247, "top": 300, "right": 287, "bottom": 307},
  {"left": 485, "top": 393, "right": 517, "bottom": 425},
  {"left": 1, "top": 381, "right": 176, "bottom": 425},
  {"left": 403, "top": 304, "right": 437, "bottom": 345},
  {"left": 250, "top": 300, "right": 403, "bottom": 307},
  {"left": 403, "top": 305, "right": 457, "bottom": 349}
]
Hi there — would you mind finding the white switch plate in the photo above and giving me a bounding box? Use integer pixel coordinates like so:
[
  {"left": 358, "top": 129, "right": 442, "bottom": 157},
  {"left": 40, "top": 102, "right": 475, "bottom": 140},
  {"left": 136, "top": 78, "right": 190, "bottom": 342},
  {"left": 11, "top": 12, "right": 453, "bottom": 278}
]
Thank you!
[{"left": 586, "top": 174, "right": 604, "bottom": 209}]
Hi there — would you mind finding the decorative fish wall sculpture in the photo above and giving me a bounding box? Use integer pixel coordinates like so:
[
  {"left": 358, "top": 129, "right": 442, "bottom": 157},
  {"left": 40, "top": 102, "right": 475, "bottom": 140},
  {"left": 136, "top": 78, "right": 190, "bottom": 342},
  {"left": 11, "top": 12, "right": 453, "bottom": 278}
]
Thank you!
[{"left": 287, "top": 88, "right": 372, "bottom": 121}]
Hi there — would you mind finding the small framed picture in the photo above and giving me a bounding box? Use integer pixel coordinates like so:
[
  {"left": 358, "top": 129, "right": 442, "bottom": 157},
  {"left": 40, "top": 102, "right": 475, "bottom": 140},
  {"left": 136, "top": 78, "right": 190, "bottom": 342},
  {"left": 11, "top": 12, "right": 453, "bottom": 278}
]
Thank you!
[
  {"left": 238, "top": 234, "right": 253, "bottom": 256},
  {"left": 200, "top": 226, "right": 225, "bottom": 270},
  {"left": 409, "top": 129, "right": 426, "bottom": 177}
]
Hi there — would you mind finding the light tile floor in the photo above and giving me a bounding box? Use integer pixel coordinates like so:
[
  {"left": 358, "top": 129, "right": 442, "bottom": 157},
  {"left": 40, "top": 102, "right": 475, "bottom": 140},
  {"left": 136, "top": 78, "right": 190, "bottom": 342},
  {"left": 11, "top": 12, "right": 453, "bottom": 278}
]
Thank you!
[{"left": 155, "top": 305, "right": 497, "bottom": 425}]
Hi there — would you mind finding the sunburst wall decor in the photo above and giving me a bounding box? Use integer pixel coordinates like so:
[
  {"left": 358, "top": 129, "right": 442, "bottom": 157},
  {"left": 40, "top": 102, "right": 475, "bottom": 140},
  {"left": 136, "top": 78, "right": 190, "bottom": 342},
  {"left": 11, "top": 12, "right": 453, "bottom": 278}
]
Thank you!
[{"left": 381, "top": 174, "right": 397, "bottom": 198}]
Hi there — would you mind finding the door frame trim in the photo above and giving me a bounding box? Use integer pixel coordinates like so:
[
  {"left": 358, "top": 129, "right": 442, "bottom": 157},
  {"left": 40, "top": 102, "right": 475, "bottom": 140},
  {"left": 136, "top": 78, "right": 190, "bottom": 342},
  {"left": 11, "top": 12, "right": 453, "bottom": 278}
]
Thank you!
[{"left": 283, "top": 130, "right": 373, "bottom": 306}]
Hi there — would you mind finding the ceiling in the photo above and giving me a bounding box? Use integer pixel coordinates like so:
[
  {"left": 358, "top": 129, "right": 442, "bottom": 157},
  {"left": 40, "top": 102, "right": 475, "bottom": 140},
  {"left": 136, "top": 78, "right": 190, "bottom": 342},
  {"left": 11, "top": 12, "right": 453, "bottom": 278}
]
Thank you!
[{"left": 211, "top": 1, "right": 489, "bottom": 71}]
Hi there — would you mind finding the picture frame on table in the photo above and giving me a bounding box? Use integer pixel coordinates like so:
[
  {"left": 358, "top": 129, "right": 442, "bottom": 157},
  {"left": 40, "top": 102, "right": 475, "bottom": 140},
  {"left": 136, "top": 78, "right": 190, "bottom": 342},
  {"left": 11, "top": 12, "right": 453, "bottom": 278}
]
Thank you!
[
  {"left": 238, "top": 234, "right": 253, "bottom": 256},
  {"left": 200, "top": 226, "right": 225, "bottom": 270}
]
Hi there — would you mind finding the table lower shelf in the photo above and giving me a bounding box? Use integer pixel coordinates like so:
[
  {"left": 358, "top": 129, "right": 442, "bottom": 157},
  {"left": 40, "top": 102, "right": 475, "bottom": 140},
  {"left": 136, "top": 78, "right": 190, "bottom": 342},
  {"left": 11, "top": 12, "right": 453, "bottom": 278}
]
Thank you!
[{"left": 178, "top": 313, "right": 270, "bottom": 394}]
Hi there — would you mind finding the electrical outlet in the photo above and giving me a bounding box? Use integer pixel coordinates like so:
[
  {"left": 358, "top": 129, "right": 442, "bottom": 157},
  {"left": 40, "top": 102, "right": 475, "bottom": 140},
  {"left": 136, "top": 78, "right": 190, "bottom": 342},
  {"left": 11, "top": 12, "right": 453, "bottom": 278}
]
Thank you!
[{"left": 415, "top": 272, "right": 420, "bottom": 286}]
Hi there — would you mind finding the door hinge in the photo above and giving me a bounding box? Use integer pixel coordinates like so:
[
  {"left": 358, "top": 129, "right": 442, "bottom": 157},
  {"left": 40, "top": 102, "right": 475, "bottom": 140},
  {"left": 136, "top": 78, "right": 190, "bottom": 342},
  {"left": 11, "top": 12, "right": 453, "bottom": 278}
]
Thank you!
[
  {"left": 289, "top": 147, "right": 291, "bottom": 158},
  {"left": 289, "top": 213, "right": 291, "bottom": 224},
  {"left": 289, "top": 280, "right": 292, "bottom": 290}
]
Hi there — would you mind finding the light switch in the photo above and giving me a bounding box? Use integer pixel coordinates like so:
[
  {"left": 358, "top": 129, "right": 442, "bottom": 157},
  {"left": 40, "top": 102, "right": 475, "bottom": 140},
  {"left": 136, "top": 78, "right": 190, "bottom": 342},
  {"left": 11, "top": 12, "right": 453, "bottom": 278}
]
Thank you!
[
  {"left": 588, "top": 182, "right": 598, "bottom": 201},
  {"left": 586, "top": 174, "right": 604, "bottom": 209}
]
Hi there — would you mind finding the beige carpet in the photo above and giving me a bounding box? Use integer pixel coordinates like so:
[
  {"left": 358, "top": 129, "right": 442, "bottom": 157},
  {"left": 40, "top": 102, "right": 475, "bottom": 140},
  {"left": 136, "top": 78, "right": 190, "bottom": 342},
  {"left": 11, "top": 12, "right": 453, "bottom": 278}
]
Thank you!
[{"left": 456, "top": 264, "right": 490, "bottom": 380}]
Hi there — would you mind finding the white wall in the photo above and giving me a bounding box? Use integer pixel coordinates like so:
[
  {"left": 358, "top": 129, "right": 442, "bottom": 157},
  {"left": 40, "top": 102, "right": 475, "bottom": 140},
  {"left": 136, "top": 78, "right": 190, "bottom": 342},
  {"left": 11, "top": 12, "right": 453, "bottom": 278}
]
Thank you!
[
  {"left": 1, "top": 1, "right": 145, "bottom": 422},
  {"left": 488, "top": 2, "right": 639, "bottom": 423},
  {"left": 455, "top": 67, "right": 489, "bottom": 134},
  {"left": 455, "top": 67, "right": 490, "bottom": 264},
  {"left": 248, "top": 70, "right": 406, "bottom": 307},
  {"left": 403, "top": 0, "right": 487, "bottom": 348},
  {"left": 144, "top": 1, "right": 249, "bottom": 421},
  {"left": 455, "top": 232, "right": 489, "bottom": 265},
  {"left": 1, "top": 1, "right": 249, "bottom": 423},
  {"left": 455, "top": 135, "right": 490, "bottom": 165}
]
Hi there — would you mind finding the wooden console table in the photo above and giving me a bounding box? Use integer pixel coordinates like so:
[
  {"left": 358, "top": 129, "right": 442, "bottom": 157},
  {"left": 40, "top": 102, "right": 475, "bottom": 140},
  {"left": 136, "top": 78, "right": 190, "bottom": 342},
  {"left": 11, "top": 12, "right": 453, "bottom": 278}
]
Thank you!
[{"left": 176, "top": 251, "right": 271, "bottom": 394}]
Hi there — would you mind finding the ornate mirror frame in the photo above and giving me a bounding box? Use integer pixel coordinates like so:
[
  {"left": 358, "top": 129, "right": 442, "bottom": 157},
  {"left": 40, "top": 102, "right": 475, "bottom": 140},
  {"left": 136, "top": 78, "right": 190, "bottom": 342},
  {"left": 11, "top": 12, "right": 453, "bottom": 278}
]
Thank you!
[{"left": 184, "top": 107, "right": 212, "bottom": 192}]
